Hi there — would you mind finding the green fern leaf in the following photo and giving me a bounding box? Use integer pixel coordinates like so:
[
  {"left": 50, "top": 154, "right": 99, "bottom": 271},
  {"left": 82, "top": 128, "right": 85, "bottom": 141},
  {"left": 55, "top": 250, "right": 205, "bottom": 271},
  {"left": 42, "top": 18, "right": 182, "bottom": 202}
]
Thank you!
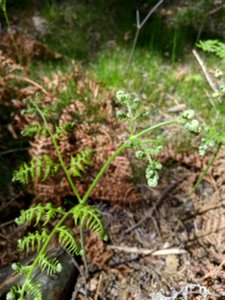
[
  {"left": 21, "top": 124, "right": 43, "bottom": 137},
  {"left": 13, "top": 155, "right": 60, "bottom": 184},
  {"left": 68, "top": 149, "right": 93, "bottom": 177},
  {"left": 43, "top": 203, "right": 57, "bottom": 225},
  {"left": 72, "top": 204, "right": 107, "bottom": 240},
  {"left": 18, "top": 230, "right": 48, "bottom": 253},
  {"left": 25, "top": 279, "right": 42, "bottom": 300},
  {"left": 42, "top": 155, "right": 54, "bottom": 181},
  {"left": 57, "top": 225, "right": 82, "bottom": 255},
  {"left": 15, "top": 206, "right": 37, "bottom": 225},
  {"left": 6, "top": 285, "right": 24, "bottom": 300},
  {"left": 15, "top": 204, "right": 61, "bottom": 226},
  {"left": 15, "top": 203, "right": 61, "bottom": 226},
  {"left": 37, "top": 252, "right": 62, "bottom": 275},
  {"left": 197, "top": 39, "right": 225, "bottom": 60},
  {"left": 6, "top": 280, "right": 42, "bottom": 300},
  {"left": 11, "top": 262, "right": 32, "bottom": 276}
]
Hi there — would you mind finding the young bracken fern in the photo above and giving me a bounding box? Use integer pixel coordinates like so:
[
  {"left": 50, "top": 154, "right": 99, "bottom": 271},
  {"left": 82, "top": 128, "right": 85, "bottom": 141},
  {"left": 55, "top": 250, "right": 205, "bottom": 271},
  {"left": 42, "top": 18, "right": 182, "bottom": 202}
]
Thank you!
[{"left": 8, "top": 93, "right": 201, "bottom": 299}]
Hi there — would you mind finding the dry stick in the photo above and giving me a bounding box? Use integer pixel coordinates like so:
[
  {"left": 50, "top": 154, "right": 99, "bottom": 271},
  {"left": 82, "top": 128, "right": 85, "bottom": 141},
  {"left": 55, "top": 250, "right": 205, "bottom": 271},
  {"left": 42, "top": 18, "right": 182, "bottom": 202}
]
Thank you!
[
  {"left": 0, "top": 219, "right": 15, "bottom": 228},
  {"left": 182, "top": 203, "right": 223, "bottom": 222},
  {"left": 94, "top": 274, "right": 103, "bottom": 300},
  {"left": 0, "top": 148, "right": 28, "bottom": 156},
  {"left": 7, "top": 75, "right": 49, "bottom": 95},
  {"left": 71, "top": 256, "right": 88, "bottom": 300},
  {"left": 108, "top": 245, "right": 187, "bottom": 256},
  {"left": 192, "top": 49, "right": 218, "bottom": 93},
  {"left": 126, "top": 0, "right": 164, "bottom": 72},
  {"left": 190, "top": 49, "right": 222, "bottom": 197},
  {"left": 80, "top": 225, "right": 89, "bottom": 279}
]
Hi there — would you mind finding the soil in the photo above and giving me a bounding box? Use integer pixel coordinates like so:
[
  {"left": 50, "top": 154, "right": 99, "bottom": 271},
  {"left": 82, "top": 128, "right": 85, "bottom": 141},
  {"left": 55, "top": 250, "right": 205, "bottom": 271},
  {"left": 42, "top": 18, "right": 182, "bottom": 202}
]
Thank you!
[{"left": 71, "top": 154, "right": 225, "bottom": 300}]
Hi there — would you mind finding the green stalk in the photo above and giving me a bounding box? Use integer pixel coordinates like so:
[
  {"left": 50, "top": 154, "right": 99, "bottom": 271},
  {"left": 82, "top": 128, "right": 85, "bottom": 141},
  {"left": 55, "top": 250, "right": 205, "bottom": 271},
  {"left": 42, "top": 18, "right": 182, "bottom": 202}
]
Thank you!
[
  {"left": 20, "top": 211, "right": 70, "bottom": 297},
  {"left": 31, "top": 100, "right": 82, "bottom": 203},
  {"left": 81, "top": 143, "right": 127, "bottom": 205},
  {"left": 188, "top": 142, "right": 221, "bottom": 196},
  {"left": 80, "top": 225, "right": 89, "bottom": 277},
  {"left": 19, "top": 112, "right": 178, "bottom": 297},
  {"left": 81, "top": 118, "right": 178, "bottom": 205},
  {"left": 130, "top": 119, "right": 177, "bottom": 142},
  {"left": 0, "top": 1, "right": 22, "bottom": 64}
]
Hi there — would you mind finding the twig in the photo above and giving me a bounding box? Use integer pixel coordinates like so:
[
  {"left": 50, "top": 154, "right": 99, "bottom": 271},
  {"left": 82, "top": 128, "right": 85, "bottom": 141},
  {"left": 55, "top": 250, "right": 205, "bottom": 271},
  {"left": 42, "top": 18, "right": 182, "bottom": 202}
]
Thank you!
[
  {"left": 0, "top": 219, "right": 15, "bottom": 228},
  {"left": 126, "top": 0, "right": 164, "bottom": 71},
  {"left": 94, "top": 274, "right": 102, "bottom": 300},
  {"left": 7, "top": 75, "right": 48, "bottom": 95},
  {"left": 192, "top": 49, "right": 218, "bottom": 93},
  {"left": 209, "top": 4, "right": 225, "bottom": 16},
  {"left": 186, "top": 226, "right": 225, "bottom": 245},
  {"left": 80, "top": 225, "right": 89, "bottom": 279},
  {"left": 108, "top": 245, "right": 187, "bottom": 256},
  {"left": 182, "top": 203, "right": 223, "bottom": 222},
  {"left": 191, "top": 50, "right": 222, "bottom": 197},
  {"left": 0, "top": 148, "right": 28, "bottom": 156},
  {"left": 71, "top": 256, "right": 88, "bottom": 300}
]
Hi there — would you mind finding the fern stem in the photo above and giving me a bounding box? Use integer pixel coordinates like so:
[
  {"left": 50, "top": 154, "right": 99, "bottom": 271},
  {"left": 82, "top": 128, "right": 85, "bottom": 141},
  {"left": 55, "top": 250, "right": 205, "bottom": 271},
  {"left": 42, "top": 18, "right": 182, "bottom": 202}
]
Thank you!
[
  {"left": 188, "top": 142, "right": 221, "bottom": 196},
  {"left": 81, "top": 143, "right": 127, "bottom": 205},
  {"left": 20, "top": 117, "right": 178, "bottom": 296},
  {"left": 130, "top": 119, "right": 178, "bottom": 142},
  {"left": 31, "top": 100, "right": 82, "bottom": 202},
  {"left": 80, "top": 225, "right": 89, "bottom": 278},
  {"left": 81, "top": 119, "right": 178, "bottom": 204}
]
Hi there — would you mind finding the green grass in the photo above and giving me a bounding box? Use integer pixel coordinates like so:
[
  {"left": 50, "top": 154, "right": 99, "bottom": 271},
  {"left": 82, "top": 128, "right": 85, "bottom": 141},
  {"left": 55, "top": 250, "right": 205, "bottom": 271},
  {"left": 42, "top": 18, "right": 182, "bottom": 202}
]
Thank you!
[
  {"left": 25, "top": 0, "right": 225, "bottom": 131},
  {"left": 88, "top": 46, "right": 210, "bottom": 111}
]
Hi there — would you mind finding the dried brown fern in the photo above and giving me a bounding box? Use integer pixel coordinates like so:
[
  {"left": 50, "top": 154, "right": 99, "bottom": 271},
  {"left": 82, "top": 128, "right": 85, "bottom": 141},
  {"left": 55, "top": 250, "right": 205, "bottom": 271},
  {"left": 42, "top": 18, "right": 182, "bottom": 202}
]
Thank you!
[
  {"left": 8, "top": 66, "right": 141, "bottom": 204},
  {"left": 160, "top": 143, "right": 209, "bottom": 170},
  {"left": 0, "top": 31, "right": 61, "bottom": 63},
  {"left": 31, "top": 104, "right": 140, "bottom": 204}
]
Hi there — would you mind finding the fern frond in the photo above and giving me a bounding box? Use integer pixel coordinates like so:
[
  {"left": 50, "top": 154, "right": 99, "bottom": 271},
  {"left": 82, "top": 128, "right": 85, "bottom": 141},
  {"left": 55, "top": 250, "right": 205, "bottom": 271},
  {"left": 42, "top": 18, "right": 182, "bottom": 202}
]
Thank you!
[
  {"left": 68, "top": 149, "right": 93, "bottom": 177},
  {"left": 37, "top": 252, "right": 62, "bottom": 275},
  {"left": 18, "top": 230, "right": 48, "bottom": 253},
  {"left": 73, "top": 204, "right": 107, "bottom": 240},
  {"left": 12, "top": 162, "right": 30, "bottom": 184},
  {"left": 25, "top": 279, "right": 42, "bottom": 300},
  {"left": 6, "top": 279, "right": 41, "bottom": 300},
  {"left": 42, "top": 102, "right": 58, "bottom": 118},
  {"left": 54, "top": 123, "right": 71, "bottom": 139},
  {"left": 6, "top": 285, "right": 23, "bottom": 300},
  {"left": 197, "top": 39, "right": 225, "bottom": 60},
  {"left": 12, "top": 155, "right": 60, "bottom": 184},
  {"left": 42, "top": 155, "right": 55, "bottom": 181},
  {"left": 43, "top": 203, "right": 57, "bottom": 225},
  {"left": 11, "top": 262, "right": 32, "bottom": 277},
  {"left": 21, "top": 124, "right": 43, "bottom": 137},
  {"left": 57, "top": 225, "right": 82, "bottom": 255},
  {"left": 15, "top": 203, "right": 62, "bottom": 226}
]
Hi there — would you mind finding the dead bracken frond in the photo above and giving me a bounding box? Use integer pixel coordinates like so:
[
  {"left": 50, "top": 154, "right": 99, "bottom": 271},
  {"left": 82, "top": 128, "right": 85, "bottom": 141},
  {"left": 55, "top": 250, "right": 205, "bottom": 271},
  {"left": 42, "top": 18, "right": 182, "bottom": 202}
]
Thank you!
[{"left": 3, "top": 62, "right": 140, "bottom": 204}]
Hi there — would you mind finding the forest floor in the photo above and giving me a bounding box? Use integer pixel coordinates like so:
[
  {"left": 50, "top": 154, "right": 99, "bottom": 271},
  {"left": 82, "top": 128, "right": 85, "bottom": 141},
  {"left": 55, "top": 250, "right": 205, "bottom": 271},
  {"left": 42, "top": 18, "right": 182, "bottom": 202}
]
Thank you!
[{"left": 1, "top": 1, "right": 225, "bottom": 299}]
